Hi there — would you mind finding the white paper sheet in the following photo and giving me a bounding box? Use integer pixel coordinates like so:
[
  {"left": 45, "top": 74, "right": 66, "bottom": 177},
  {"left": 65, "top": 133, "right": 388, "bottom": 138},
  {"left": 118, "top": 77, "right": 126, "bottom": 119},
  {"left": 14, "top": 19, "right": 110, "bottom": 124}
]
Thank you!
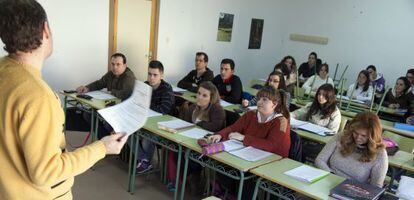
[
  {"left": 222, "top": 139, "right": 245, "bottom": 152},
  {"left": 148, "top": 109, "right": 162, "bottom": 118},
  {"left": 172, "top": 86, "right": 187, "bottom": 92},
  {"left": 228, "top": 146, "right": 273, "bottom": 162},
  {"left": 178, "top": 128, "right": 211, "bottom": 139},
  {"left": 247, "top": 106, "right": 257, "bottom": 110},
  {"left": 97, "top": 81, "right": 152, "bottom": 135},
  {"left": 157, "top": 119, "right": 195, "bottom": 130},
  {"left": 298, "top": 123, "right": 333, "bottom": 136},
  {"left": 85, "top": 91, "right": 117, "bottom": 100},
  {"left": 220, "top": 100, "right": 234, "bottom": 107},
  {"left": 290, "top": 117, "right": 308, "bottom": 128},
  {"left": 284, "top": 165, "right": 329, "bottom": 183}
]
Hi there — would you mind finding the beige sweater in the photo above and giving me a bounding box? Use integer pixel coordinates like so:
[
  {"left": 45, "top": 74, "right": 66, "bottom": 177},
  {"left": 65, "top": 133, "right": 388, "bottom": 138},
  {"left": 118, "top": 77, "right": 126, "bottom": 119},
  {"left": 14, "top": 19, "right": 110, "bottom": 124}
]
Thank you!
[
  {"left": 291, "top": 102, "right": 341, "bottom": 133},
  {"left": 315, "top": 134, "right": 388, "bottom": 187}
]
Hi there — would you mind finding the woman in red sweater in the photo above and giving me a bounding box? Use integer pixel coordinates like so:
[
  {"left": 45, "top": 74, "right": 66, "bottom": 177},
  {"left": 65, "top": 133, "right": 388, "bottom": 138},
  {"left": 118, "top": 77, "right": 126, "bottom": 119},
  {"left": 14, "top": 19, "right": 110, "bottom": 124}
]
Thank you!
[{"left": 209, "top": 85, "right": 291, "bottom": 157}]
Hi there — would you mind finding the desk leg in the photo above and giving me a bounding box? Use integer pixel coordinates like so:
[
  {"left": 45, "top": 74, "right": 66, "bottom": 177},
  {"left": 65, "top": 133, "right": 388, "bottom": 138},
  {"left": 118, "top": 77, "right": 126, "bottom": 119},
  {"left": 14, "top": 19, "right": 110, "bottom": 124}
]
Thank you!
[
  {"left": 163, "top": 148, "right": 169, "bottom": 184},
  {"left": 179, "top": 149, "right": 190, "bottom": 200},
  {"left": 127, "top": 133, "right": 134, "bottom": 192},
  {"left": 90, "top": 109, "right": 96, "bottom": 141},
  {"left": 128, "top": 132, "right": 140, "bottom": 194},
  {"left": 93, "top": 112, "right": 99, "bottom": 141},
  {"left": 236, "top": 172, "right": 245, "bottom": 200},
  {"left": 174, "top": 145, "right": 182, "bottom": 200},
  {"left": 252, "top": 177, "right": 263, "bottom": 200}
]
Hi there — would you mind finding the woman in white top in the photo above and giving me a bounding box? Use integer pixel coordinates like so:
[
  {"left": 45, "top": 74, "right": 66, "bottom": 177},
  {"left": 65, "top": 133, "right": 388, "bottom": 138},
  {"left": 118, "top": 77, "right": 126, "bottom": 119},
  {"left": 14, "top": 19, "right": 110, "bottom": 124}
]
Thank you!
[
  {"left": 302, "top": 63, "right": 334, "bottom": 93},
  {"left": 291, "top": 83, "right": 341, "bottom": 133},
  {"left": 347, "top": 70, "right": 374, "bottom": 102}
]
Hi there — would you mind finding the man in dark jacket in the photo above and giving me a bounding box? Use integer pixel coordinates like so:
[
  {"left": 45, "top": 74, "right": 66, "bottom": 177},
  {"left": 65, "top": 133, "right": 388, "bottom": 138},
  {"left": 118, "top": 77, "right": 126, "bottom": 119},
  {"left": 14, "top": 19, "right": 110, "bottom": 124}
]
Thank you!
[
  {"left": 76, "top": 53, "right": 136, "bottom": 100},
  {"left": 177, "top": 52, "right": 214, "bottom": 92},
  {"left": 212, "top": 58, "right": 243, "bottom": 104}
]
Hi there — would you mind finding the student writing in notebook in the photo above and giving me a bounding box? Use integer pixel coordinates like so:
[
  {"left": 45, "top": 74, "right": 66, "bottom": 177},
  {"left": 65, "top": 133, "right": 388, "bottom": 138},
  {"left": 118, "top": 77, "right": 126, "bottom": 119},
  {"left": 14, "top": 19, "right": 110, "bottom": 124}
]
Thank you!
[
  {"left": 242, "top": 70, "right": 290, "bottom": 107},
  {"left": 347, "top": 70, "right": 374, "bottom": 103},
  {"left": 167, "top": 82, "right": 226, "bottom": 193},
  {"left": 208, "top": 86, "right": 290, "bottom": 199},
  {"left": 301, "top": 63, "right": 334, "bottom": 93},
  {"left": 136, "top": 60, "right": 175, "bottom": 174},
  {"left": 291, "top": 83, "right": 341, "bottom": 134},
  {"left": 315, "top": 112, "right": 388, "bottom": 188}
]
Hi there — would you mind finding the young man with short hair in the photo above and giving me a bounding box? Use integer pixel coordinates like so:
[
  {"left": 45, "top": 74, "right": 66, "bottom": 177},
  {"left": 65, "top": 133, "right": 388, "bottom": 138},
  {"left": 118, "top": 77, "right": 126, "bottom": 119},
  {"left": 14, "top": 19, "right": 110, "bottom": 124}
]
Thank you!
[
  {"left": 137, "top": 60, "right": 174, "bottom": 173},
  {"left": 212, "top": 58, "right": 243, "bottom": 104},
  {"left": 177, "top": 52, "right": 214, "bottom": 92},
  {"left": 406, "top": 68, "right": 414, "bottom": 94},
  {"left": 76, "top": 53, "right": 136, "bottom": 100}
]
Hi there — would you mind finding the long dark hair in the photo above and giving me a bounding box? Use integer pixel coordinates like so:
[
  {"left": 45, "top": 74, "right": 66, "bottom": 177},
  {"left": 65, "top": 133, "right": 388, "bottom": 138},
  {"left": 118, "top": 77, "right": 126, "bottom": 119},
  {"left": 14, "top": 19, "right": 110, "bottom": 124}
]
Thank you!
[
  {"left": 396, "top": 76, "right": 411, "bottom": 94},
  {"left": 356, "top": 70, "right": 370, "bottom": 92},
  {"left": 281, "top": 55, "right": 297, "bottom": 72},
  {"left": 256, "top": 86, "right": 290, "bottom": 119},
  {"left": 273, "top": 62, "right": 290, "bottom": 78},
  {"left": 306, "top": 84, "right": 337, "bottom": 120},
  {"left": 265, "top": 70, "right": 287, "bottom": 90}
]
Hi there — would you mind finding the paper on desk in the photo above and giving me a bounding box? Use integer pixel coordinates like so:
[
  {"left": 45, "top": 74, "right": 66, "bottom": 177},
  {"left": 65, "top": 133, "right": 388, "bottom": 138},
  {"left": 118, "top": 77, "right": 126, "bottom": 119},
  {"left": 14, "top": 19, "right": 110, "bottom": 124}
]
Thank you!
[
  {"left": 98, "top": 81, "right": 151, "bottom": 135},
  {"left": 148, "top": 109, "right": 162, "bottom": 118},
  {"left": 85, "top": 91, "right": 117, "bottom": 100},
  {"left": 220, "top": 100, "right": 234, "bottom": 107},
  {"left": 247, "top": 106, "right": 257, "bottom": 110},
  {"left": 178, "top": 128, "right": 211, "bottom": 139},
  {"left": 284, "top": 165, "right": 329, "bottom": 183},
  {"left": 290, "top": 117, "right": 308, "bottom": 128},
  {"left": 336, "top": 95, "right": 365, "bottom": 104},
  {"left": 222, "top": 139, "right": 245, "bottom": 152},
  {"left": 172, "top": 86, "right": 187, "bottom": 92},
  {"left": 229, "top": 146, "right": 273, "bottom": 162},
  {"left": 299, "top": 123, "right": 332, "bottom": 136}
]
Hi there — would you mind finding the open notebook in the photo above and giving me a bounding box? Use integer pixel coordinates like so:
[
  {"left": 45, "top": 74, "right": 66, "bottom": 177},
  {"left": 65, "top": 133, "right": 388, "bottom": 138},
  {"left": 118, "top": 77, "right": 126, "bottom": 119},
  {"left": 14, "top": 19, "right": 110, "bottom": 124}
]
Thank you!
[
  {"left": 290, "top": 117, "right": 335, "bottom": 136},
  {"left": 222, "top": 140, "right": 273, "bottom": 162},
  {"left": 284, "top": 165, "right": 330, "bottom": 183},
  {"left": 157, "top": 119, "right": 195, "bottom": 134}
]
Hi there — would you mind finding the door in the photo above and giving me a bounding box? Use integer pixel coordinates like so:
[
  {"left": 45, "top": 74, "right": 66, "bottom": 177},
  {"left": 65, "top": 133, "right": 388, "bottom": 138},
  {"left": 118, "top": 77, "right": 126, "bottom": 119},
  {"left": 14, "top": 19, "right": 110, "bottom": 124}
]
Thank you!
[{"left": 109, "top": 0, "right": 158, "bottom": 81}]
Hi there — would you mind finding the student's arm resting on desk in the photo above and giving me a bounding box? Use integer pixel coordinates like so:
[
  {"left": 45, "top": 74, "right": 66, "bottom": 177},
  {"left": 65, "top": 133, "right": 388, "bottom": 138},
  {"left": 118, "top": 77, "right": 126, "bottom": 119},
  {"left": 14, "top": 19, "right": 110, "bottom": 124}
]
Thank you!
[
  {"left": 355, "top": 86, "right": 373, "bottom": 102},
  {"left": 327, "top": 108, "right": 342, "bottom": 133},
  {"left": 151, "top": 85, "right": 174, "bottom": 114},
  {"left": 315, "top": 135, "right": 340, "bottom": 172},
  {"left": 243, "top": 116, "right": 290, "bottom": 157},
  {"left": 197, "top": 105, "right": 226, "bottom": 132},
  {"left": 216, "top": 111, "right": 249, "bottom": 140},
  {"left": 86, "top": 72, "right": 110, "bottom": 91},
  {"left": 301, "top": 75, "right": 314, "bottom": 93},
  {"left": 110, "top": 73, "right": 135, "bottom": 100},
  {"left": 290, "top": 103, "right": 310, "bottom": 121},
  {"left": 369, "top": 149, "right": 388, "bottom": 188},
  {"left": 177, "top": 71, "right": 197, "bottom": 92},
  {"left": 20, "top": 94, "right": 106, "bottom": 186}
]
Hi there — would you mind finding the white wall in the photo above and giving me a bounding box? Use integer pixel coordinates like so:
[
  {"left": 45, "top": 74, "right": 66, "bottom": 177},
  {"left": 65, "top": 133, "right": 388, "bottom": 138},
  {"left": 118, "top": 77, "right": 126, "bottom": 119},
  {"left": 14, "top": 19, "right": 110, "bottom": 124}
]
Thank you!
[
  {"left": 157, "top": 0, "right": 285, "bottom": 85},
  {"left": 0, "top": 0, "right": 109, "bottom": 93},
  {"left": 157, "top": 0, "right": 414, "bottom": 89}
]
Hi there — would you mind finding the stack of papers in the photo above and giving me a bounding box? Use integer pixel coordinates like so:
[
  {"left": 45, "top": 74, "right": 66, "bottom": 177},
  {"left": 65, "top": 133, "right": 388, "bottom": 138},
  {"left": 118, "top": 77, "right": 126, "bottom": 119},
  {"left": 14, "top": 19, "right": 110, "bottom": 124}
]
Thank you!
[
  {"left": 178, "top": 127, "right": 211, "bottom": 139},
  {"left": 86, "top": 91, "right": 117, "bottom": 100},
  {"left": 220, "top": 100, "right": 234, "bottom": 107},
  {"left": 290, "top": 117, "right": 334, "bottom": 136},
  {"left": 172, "top": 86, "right": 187, "bottom": 93},
  {"left": 284, "top": 165, "right": 330, "bottom": 183},
  {"left": 228, "top": 146, "right": 273, "bottom": 162},
  {"left": 222, "top": 140, "right": 245, "bottom": 152},
  {"left": 157, "top": 119, "right": 195, "bottom": 134}
]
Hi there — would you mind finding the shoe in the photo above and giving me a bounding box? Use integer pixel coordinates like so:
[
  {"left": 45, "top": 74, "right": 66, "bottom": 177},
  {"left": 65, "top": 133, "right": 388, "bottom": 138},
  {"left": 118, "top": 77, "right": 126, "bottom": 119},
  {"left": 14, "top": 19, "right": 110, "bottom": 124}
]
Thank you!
[
  {"left": 166, "top": 182, "right": 176, "bottom": 192},
  {"left": 136, "top": 159, "right": 153, "bottom": 174}
]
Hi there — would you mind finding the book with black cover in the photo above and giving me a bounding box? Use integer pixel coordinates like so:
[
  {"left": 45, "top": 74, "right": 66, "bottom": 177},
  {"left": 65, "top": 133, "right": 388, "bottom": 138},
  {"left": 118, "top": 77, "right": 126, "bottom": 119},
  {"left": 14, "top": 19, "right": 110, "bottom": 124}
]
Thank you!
[{"left": 330, "top": 179, "right": 385, "bottom": 200}]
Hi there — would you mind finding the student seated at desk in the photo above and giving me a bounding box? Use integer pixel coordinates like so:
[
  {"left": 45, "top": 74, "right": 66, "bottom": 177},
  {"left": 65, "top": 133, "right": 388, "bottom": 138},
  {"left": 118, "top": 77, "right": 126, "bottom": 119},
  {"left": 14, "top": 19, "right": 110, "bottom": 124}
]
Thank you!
[
  {"left": 383, "top": 76, "right": 414, "bottom": 119},
  {"left": 298, "top": 52, "right": 318, "bottom": 81},
  {"left": 291, "top": 83, "right": 341, "bottom": 134},
  {"left": 209, "top": 86, "right": 291, "bottom": 157},
  {"left": 208, "top": 86, "right": 290, "bottom": 199},
  {"left": 136, "top": 60, "right": 175, "bottom": 174},
  {"left": 212, "top": 58, "right": 243, "bottom": 104},
  {"left": 76, "top": 53, "right": 136, "bottom": 100},
  {"left": 301, "top": 63, "right": 334, "bottom": 93},
  {"left": 242, "top": 70, "right": 290, "bottom": 107},
  {"left": 167, "top": 81, "right": 226, "bottom": 192},
  {"left": 177, "top": 52, "right": 214, "bottom": 92},
  {"left": 347, "top": 70, "right": 374, "bottom": 102},
  {"left": 281, "top": 55, "right": 297, "bottom": 94},
  {"left": 405, "top": 68, "right": 414, "bottom": 94},
  {"left": 366, "top": 65, "right": 386, "bottom": 94},
  {"left": 315, "top": 112, "right": 388, "bottom": 188}
]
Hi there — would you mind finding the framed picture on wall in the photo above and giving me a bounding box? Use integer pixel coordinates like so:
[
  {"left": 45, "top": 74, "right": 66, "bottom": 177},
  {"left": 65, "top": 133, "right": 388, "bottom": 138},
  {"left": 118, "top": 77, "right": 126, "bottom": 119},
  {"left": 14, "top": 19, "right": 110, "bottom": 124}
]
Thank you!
[
  {"left": 248, "top": 18, "right": 264, "bottom": 49},
  {"left": 217, "top": 12, "right": 234, "bottom": 42}
]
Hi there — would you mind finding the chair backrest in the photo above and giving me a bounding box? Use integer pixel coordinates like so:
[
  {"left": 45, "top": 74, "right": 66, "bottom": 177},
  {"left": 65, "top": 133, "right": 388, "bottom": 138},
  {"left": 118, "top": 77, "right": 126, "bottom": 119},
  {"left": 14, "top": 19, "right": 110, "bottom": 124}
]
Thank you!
[
  {"left": 383, "top": 130, "right": 414, "bottom": 153},
  {"left": 339, "top": 116, "right": 350, "bottom": 133},
  {"left": 289, "top": 131, "right": 303, "bottom": 162},
  {"left": 294, "top": 86, "right": 306, "bottom": 99}
]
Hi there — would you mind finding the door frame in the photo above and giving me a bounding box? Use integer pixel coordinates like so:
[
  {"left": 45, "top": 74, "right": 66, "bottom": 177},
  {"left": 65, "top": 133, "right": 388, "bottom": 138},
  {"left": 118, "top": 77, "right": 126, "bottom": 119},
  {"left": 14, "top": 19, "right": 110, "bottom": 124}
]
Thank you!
[{"left": 108, "top": 0, "right": 159, "bottom": 70}]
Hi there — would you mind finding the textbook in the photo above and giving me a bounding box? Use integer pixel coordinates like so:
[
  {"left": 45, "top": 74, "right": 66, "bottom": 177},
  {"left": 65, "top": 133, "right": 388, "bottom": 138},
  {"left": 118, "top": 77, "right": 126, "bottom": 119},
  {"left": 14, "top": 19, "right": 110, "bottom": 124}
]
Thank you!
[
  {"left": 157, "top": 119, "right": 195, "bottom": 134},
  {"left": 330, "top": 179, "right": 385, "bottom": 200},
  {"left": 283, "top": 165, "right": 330, "bottom": 183},
  {"left": 228, "top": 146, "right": 273, "bottom": 162},
  {"left": 290, "top": 117, "right": 335, "bottom": 136}
]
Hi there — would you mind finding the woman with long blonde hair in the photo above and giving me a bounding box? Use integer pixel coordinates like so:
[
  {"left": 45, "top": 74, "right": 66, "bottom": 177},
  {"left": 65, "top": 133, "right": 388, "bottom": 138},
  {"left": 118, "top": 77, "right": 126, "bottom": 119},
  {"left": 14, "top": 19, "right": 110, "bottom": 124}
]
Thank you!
[{"left": 315, "top": 112, "right": 388, "bottom": 187}]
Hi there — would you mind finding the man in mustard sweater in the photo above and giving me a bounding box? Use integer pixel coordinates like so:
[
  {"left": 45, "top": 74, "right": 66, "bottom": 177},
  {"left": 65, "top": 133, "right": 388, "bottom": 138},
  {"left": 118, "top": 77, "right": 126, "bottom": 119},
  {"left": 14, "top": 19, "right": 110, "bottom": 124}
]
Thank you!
[{"left": 0, "top": 1, "right": 128, "bottom": 199}]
